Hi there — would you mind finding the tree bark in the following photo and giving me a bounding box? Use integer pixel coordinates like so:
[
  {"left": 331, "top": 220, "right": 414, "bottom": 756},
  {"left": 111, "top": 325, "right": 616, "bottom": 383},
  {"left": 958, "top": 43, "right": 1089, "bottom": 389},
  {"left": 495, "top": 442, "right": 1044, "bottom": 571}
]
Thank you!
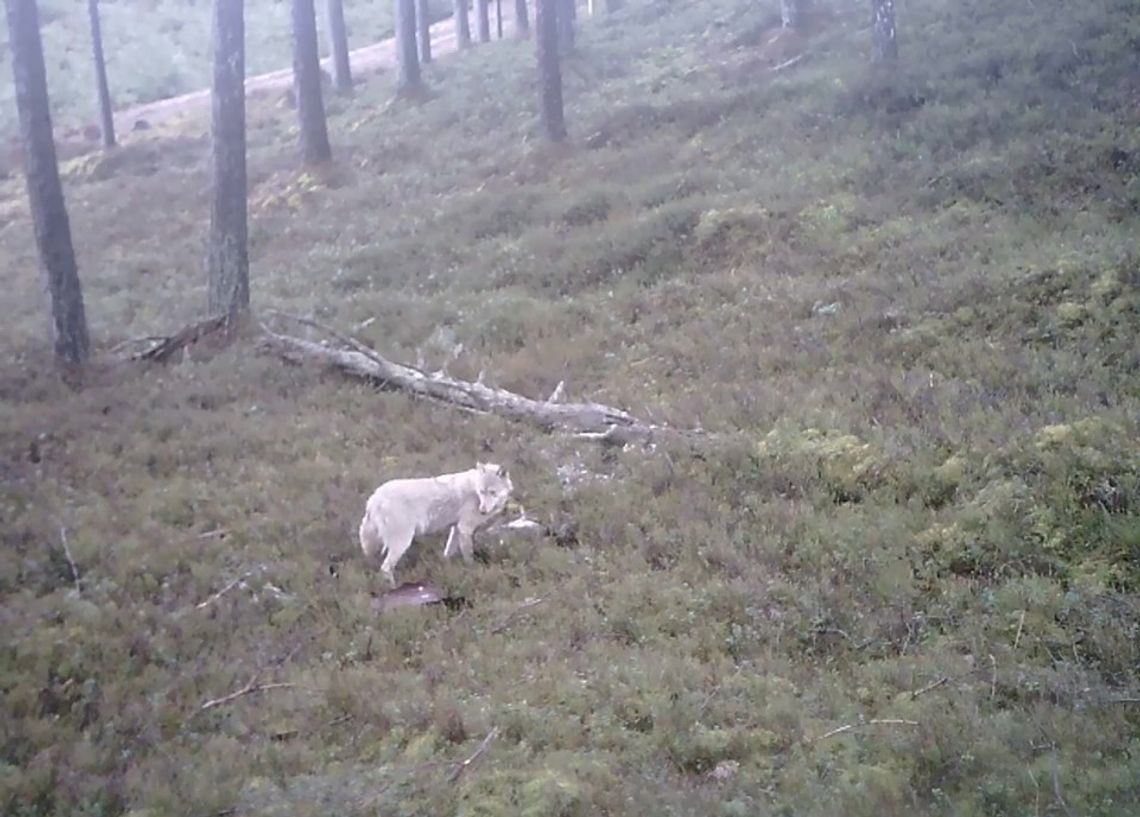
[
  {"left": 259, "top": 314, "right": 698, "bottom": 446},
  {"left": 5, "top": 0, "right": 91, "bottom": 367},
  {"left": 475, "top": 0, "right": 490, "bottom": 42},
  {"left": 86, "top": 0, "right": 115, "bottom": 147},
  {"left": 325, "top": 0, "right": 353, "bottom": 94},
  {"left": 556, "top": 0, "right": 573, "bottom": 54},
  {"left": 292, "top": 0, "right": 332, "bottom": 163},
  {"left": 780, "top": 0, "right": 800, "bottom": 29},
  {"left": 416, "top": 0, "right": 432, "bottom": 62},
  {"left": 535, "top": 0, "right": 565, "bottom": 141},
  {"left": 206, "top": 0, "right": 249, "bottom": 320},
  {"left": 871, "top": 0, "right": 897, "bottom": 62},
  {"left": 395, "top": 0, "right": 421, "bottom": 92},
  {"left": 453, "top": 0, "right": 471, "bottom": 49},
  {"left": 496, "top": 0, "right": 502, "bottom": 39},
  {"left": 514, "top": 0, "right": 528, "bottom": 37}
]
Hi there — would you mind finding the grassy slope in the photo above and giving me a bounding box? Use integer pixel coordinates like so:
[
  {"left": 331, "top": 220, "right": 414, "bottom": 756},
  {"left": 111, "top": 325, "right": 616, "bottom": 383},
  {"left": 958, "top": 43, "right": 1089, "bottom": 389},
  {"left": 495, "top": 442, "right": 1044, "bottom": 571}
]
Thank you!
[
  {"left": 2, "top": 0, "right": 1140, "bottom": 814},
  {"left": 0, "top": 0, "right": 452, "bottom": 139}
]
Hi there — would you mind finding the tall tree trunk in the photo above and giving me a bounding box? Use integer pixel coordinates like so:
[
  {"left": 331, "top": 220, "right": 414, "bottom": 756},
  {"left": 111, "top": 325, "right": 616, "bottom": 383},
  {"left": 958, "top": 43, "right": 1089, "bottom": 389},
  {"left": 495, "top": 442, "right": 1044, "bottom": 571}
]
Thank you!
[
  {"left": 475, "top": 0, "right": 490, "bottom": 42},
  {"left": 86, "top": 0, "right": 115, "bottom": 147},
  {"left": 416, "top": 0, "right": 432, "bottom": 62},
  {"left": 207, "top": 0, "right": 249, "bottom": 321},
  {"left": 603, "top": 0, "right": 621, "bottom": 11},
  {"left": 453, "top": 0, "right": 471, "bottom": 49},
  {"left": 556, "top": 0, "right": 573, "bottom": 54},
  {"left": 292, "top": 0, "right": 332, "bottom": 163},
  {"left": 780, "top": 0, "right": 800, "bottom": 29},
  {"left": 514, "top": 0, "right": 528, "bottom": 37},
  {"left": 325, "top": 0, "right": 353, "bottom": 94},
  {"left": 5, "top": 0, "right": 90, "bottom": 367},
  {"left": 535, "top": 0, "right": 565, "bottom": 141},
  {"left": 871, "top": 0, "right": 897, "bottom": 61},
  {"left": 395, "top": 0, "right": 421, "bottom": 92},
  {"left": 495, "top": 0, "right": 502, "bottom": 39}
]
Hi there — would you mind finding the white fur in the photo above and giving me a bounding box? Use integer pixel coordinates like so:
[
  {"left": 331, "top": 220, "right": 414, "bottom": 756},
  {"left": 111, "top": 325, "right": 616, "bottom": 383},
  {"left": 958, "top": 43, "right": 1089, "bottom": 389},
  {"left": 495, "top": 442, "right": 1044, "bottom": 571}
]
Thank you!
[{"left": 359, "top": 462, "right": 514, "bottom": 586}]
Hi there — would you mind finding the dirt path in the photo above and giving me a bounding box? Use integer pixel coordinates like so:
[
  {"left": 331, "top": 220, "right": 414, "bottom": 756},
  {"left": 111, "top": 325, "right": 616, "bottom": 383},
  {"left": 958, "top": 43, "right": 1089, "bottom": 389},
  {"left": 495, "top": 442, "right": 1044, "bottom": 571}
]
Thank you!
[{"left": 115, "top": 11, "right": 520, "bottom": 133}]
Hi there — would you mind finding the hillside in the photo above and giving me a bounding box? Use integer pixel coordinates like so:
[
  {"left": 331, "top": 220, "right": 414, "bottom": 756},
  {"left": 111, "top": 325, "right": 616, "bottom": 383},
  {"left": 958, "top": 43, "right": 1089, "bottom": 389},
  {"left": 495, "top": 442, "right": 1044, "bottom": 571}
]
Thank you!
[
  {"left": 0, "top": 0, "right": 452, "bottom": 140},
  {"left": 2, "top": 0, "right": 1139, "bottom": 815}
]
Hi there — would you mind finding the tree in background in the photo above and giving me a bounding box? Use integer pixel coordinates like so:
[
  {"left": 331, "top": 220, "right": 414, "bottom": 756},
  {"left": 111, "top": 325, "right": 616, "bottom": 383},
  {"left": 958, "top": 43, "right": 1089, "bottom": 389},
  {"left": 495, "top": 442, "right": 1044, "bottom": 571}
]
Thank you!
[
  {"left": 535, "top": 0, "right": 565, "bottom": 141},
  {"left": 86, "top": 0, "right": 115, "bottom": 147},
  {"left": 325, "top": 0, "right": 353, "bottom": 94},
  {"left": 416, "top": 0, "right": 432, "bottom": 62},
  {"left": 292, "top": 0, "right": 332, "bottom": 163},
  {"left": 395, "top": 0, "right": 421, "bottom": 92},
  {"left": 780, "top": 0, "right": 801, "bottom": 29},
  {"left": 476, "top": 0, "right": 490, "bottom": 42},
  {"left": 556, "top": 0, "right": 573, "bottom": 53},
  {"left": 514, "top": 0, "right": 529, "bottom": 38},
  {"left": 5, "top": 0, "right": 90, "bottom": 367},
  {"left": 453, "top": 0, "right": 471, "bottom": 49},
  {"left": 872, "top": 0, "right": 897, "bottom": 61},
  {"left": 206, "top": 0, "right": 249, "bottom": 320}
]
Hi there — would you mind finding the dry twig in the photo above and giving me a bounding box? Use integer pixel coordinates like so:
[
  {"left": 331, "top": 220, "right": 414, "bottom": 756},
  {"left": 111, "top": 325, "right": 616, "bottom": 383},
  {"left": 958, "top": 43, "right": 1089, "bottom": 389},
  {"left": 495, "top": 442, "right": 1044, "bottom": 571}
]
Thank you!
[
  {"left": 195, "top": 572, "right": 252, "bottom": 610},
  {"left": 58, "top": 525, "right": 81, "bottom": 593},
  {"left": 491, "top": 597, "right": 547, "bottom": 635},
  {"left": 910, "top": 676, "right": 949, "bottom": 700},
  {"left": 445, "top": 727, "right": 499, "bottom": 783},
  {"left": 199, "top": 675, "right": 300, "bottom": 712},
  {"left": 813, "top": 718, "right": 920, "bottom": 742}
]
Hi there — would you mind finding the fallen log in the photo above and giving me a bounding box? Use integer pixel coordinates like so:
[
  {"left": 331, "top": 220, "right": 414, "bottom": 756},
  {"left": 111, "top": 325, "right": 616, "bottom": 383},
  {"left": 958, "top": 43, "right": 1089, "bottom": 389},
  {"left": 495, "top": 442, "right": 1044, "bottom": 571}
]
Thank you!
[{"left": 257, "top": 312, "right": 702, "bottom": 446}]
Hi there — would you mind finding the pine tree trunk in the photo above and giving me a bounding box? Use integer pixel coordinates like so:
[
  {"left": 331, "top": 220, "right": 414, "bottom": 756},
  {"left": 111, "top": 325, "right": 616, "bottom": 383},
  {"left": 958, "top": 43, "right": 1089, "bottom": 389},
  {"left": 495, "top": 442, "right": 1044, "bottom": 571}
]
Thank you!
[
  {"left": 514, "top": 0, "right": 528, "bottom": 37},
  {"left": 780, "top": 0, "right": 800, "bottom": 29},
  {"left": 5, "top": 0, "right": 91, "bottom": 367},
  {"left": 603, "top": 0, "right": 621, "bottom": 11},
  {"left": 453, "top": 0, "right": 471, "bottom": 49},
  {"left": 395, "top": 0, "right": 421, "bottom": 91},
  {"left": 416, "top": 0, "right": 432, "bottom": 62},
  {"left": 871, "top": 0, "right": 897, "bottom": 61},
  {"left": 292, "top": 0, "right": 331, "bottom": 163},
  {"left": 86, "top": 0, "right": 115, "bottom": 147},
  {"left": 206, "top": 0, "right": 249, "bottom": 321},
  {"left": 325, "top": 0, "right": 353, "bottom": 94},
  {"left": 476, "top": 0, "right": 490, "bottom": 42},
  {"left": 535, "top": 0, "right": 565, "bottom": 141},
  {"left": 556, "top": 0, "right": 573, "bottom": 54},
  {"left": 496, "top": 0, "right": 503, "bottom": 39}
]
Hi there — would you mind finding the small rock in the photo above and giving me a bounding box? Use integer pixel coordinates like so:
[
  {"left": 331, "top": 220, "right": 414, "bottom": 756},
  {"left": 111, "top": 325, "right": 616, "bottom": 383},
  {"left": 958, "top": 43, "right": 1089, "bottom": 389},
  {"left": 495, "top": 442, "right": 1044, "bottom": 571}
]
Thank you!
[
  {"left": 706, "top": 760, "right": 740, "bottom": 783},
  {"left": 811, "top": 300, "right": 841, "bottom": 316}
]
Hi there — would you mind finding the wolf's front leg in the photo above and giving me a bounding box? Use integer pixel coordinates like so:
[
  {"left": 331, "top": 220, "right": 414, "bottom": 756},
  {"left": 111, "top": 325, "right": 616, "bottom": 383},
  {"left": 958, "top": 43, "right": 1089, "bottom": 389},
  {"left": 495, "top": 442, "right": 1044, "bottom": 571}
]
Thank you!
[
  {"left": 454, "top": 525, "right": 476, "bottom": 563},
  {"left": 443, "top": 526, "right": 460, "bottom": 559}
]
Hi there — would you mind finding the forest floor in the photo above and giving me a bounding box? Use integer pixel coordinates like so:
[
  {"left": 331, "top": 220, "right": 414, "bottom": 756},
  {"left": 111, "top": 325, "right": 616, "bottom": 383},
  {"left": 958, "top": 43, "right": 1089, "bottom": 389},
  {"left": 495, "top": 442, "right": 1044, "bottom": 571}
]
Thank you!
[{"left": 1, "top": 0, "right": 1139, "bottom": 815}]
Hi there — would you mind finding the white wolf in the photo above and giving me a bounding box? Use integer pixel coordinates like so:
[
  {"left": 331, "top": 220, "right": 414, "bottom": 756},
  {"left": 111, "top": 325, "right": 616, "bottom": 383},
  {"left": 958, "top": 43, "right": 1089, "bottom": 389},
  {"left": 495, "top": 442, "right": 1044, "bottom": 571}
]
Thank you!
[{"left": 359, "top": 462, "right": 514, "bottom": 587}]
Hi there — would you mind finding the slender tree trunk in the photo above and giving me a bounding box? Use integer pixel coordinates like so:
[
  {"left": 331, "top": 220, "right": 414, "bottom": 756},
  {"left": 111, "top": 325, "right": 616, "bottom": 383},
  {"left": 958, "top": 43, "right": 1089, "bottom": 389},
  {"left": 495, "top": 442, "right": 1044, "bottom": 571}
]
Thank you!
[
  {"left": 514, "top": 0, "right": 528, "bottom": 37},
  {"left": 5, "top": 0, "right": 90, "bottom": 367},
  {"left": 206, "top": 0, "right": 249, "bottom": 320},
  {"left": 535, "top": 0, "right": 565, "bottom": 141},
  {"left": 475, "top": 0, "right": 490, "bottom": 42},
  {"left": 780, "top": 0, "right": 800, "bottom": 29},
  {"left": 453, "top": 0, "right": 471, "bottom": 49},
  {"left": 292, "top": 0, "right": 332, "bottom": 163},
  {"left": 86, "top": 0, "right": 115, "bottom": 147},
  {"left": 603, "top": 0, "right": 621, "bottom": 11},
  {"left": 325, "top": 0, "right": 353, "bottom": 94},
  {"left": 416, "top": 0, "right": 432, "bottom": 62},
  {"left": 556, "top": 0, "right": 573, "bottom": 53},
  {"left": 495, "top": 0, "right": 502, "bottom": 39},
  {"left": 871, "top": 0, "right": 897, "bottom": 61},
  {"left": 395, "top": 0, "right": 421, "bottom": 91}
]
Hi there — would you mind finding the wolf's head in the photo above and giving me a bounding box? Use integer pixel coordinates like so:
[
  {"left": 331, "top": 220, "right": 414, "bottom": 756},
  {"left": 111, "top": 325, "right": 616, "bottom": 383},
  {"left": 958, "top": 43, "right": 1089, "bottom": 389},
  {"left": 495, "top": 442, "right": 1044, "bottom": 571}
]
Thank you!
[{"left": 474, "top": 462, "right": 513, "bottom": 515}]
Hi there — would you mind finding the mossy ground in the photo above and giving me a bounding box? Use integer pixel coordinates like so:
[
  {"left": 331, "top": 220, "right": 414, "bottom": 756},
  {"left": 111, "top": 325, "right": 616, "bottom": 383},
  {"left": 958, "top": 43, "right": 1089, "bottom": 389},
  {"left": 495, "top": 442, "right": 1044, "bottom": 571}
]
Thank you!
[{"left": 2, "top": 0, "right": 1139, "bottom": 814}]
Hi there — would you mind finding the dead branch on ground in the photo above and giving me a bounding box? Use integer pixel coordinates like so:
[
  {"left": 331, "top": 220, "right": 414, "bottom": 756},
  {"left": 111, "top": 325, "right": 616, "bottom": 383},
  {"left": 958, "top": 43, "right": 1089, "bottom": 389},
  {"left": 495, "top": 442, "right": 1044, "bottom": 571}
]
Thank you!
[
  {"left": 58, "top": 525, "right": 81, "bottom": 594},
  {"left": 133, "top": 315, "right": 231, "bottom": 363},
  {"left": 812, "top": 718, "right": 920, "bottom": 742},
  {"left": 445, "top": 727, "right": 499, "bottom": 783},
  {"left": 257, "top": 311, "right": 702, "bottom": 446},
  {"left": 910, "top": 676, "right": 949, "bottom": 700},
  {"left": 199, "top": 674, "right": 300, "bottom": 711},
  {"left": 491, "top": 597, "right": 547, "bottom": 634},
  {"left": 195, "top": 572, "right": 252, "bottom": 610}
]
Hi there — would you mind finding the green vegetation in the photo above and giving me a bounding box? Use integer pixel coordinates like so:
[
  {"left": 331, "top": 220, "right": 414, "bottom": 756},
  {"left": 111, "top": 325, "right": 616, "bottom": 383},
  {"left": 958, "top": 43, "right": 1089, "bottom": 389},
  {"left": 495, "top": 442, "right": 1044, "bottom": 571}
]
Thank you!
[{"left": 2, "top": 0, "right": 1139, "bottom": 814}]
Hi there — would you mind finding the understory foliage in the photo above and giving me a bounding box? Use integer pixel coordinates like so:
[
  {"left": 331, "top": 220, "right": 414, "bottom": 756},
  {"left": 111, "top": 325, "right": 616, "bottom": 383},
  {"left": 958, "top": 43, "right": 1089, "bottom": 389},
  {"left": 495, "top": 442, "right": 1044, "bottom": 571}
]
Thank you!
[{"left": 2, "top": 0, "right": 1139, "bottom": 814}]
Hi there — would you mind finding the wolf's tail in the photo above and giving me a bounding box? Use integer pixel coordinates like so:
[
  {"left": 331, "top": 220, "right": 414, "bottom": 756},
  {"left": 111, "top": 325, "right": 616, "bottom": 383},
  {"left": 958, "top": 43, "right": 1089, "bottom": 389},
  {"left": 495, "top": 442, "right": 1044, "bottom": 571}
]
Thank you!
[{"left": 359, "top": 509, "right": 387, "bottom": 559}]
